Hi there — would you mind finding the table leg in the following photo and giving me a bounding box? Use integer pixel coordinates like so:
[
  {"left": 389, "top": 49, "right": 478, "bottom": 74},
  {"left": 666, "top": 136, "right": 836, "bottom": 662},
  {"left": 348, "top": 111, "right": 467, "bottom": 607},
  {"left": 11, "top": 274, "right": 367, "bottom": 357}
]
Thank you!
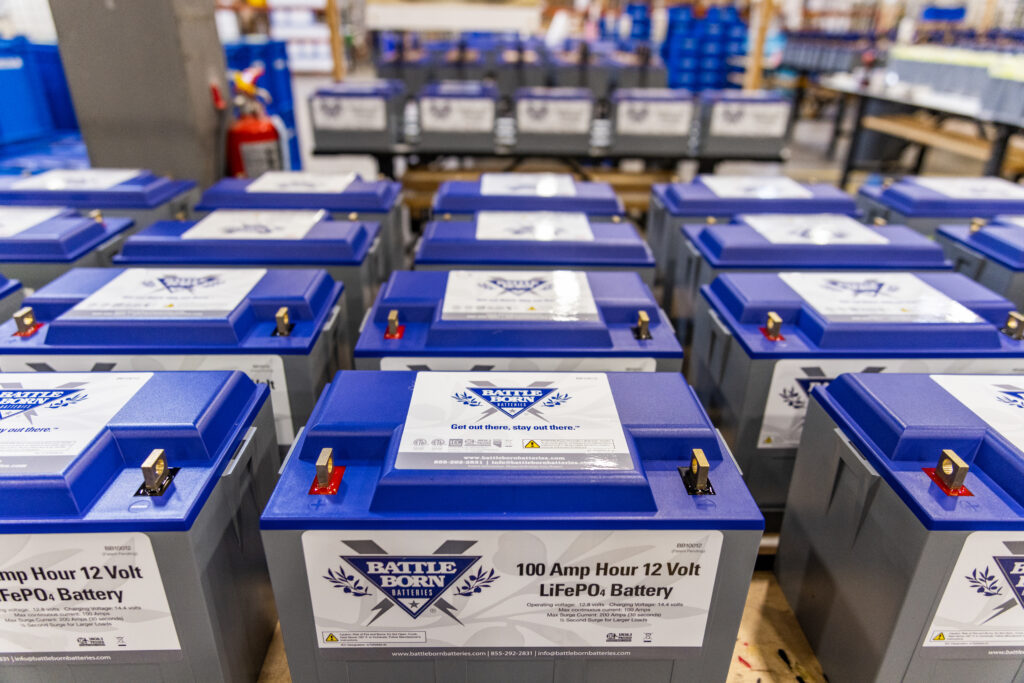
[
  {"left": 983, "top": 124, "right": 1012, "bottom": 176},
  {"left": 826, "top": 93, "right": 847, "bottom": 161},
  {"left": 838, "top": 95, "right": 867, "bottom": 189}
]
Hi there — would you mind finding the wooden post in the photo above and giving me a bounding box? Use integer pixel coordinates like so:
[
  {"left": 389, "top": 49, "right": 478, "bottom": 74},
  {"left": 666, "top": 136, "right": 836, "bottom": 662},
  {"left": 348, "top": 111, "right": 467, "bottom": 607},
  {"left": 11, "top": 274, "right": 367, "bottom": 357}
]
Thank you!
[
  {"left": 326, "top": 0, "right": 346, "bottom": 82},
  {"left": 743, "top": 0, "right": 774, "bottom": 91}
]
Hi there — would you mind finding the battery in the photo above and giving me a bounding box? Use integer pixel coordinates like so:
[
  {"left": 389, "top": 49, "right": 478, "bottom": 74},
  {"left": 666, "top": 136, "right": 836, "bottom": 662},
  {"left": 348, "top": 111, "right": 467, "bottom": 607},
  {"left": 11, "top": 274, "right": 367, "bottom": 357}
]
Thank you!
[
  {"left": 610, "top": 49, "right": 669, "bottom": 90},
  {"left": 414, "top": 211, "right": 655, "bottom": 285},
  {"left": 0, "top": 168, "right": 197, "bottom": 229},
  {"left": 354, "top": 269, "right": 681, "bottom": 371},
  {"left": 513, "top": 88, "right": 595, "bottom": 156},
  {"left": 0, "top": 370, "right": 278, "bottom": 682},
  {"left": 674, "top": 213, "right": 952, "bottom": 343},
  {"left": 551, "top": 45, "right": 612, "bottom": 97},
  {"left": 857, "top": 176, "right": 1024, "bottom": 237},
  {"left": 776, "top": 372, "right": 1024, "bottom": 682},
  {"left": 647, "top": 175, "right": 857, "bottom": 314},
  {"left": 432, "top": 172, "right": 624, "bottom": 222},
  {"left": 495, "top": 43, "right": 546, "bottom": 98},
  {"left": 0, "top": 266, "right": 345, "bottom": 452},
  {"left": 261, "top": 370, "right": 762, "bottom": 682},
  {"left": 309, "top": 79, "right": 406, "bottom": 152},
  {"left": 0, "top": 205, "right": 135, "bottom": 291},
  {"left": 112, "top": 209, "right": 380, "bottom": 345},
  {"left": 608, "top": 89, "right": 694, "bottom": 157},
  {"left": 196, "top": 171, "right": 408, "bottom": 278},
  {"left": 693, "top": 91, "right": 792, "bottom": 158},
  {"left": 417, "top": 81, "right": 498, "bottom": 153},
  {"left": 937, "top": 216, "right": 1024, "bottom": 311},
  {"left": 688, "top": 270, "right": 1024, "bottom": 519},
  {"left": 432, "top": 42, "right": 488, "bottom": 82}
]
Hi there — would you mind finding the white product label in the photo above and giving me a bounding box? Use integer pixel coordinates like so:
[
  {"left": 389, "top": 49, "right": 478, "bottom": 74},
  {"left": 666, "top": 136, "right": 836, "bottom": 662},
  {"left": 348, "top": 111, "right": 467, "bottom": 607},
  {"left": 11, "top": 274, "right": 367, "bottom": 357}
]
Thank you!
[
  {"left": 997, "top": 215, "right": 1024, "bottom": 229},
  {"left": 302, "top": 528, "right": 722, "bottom": 653},
  {"left": 0, "top": 532, "right": 180, "bottom": 656},
  {"left": 441, "top": 270, "right": 598, "bottom": 321},
  {"left": 925, "top": 532, "right": 1024, "bottom": 650},
  {"left": 0, "top": 207, "right": 67, "bottom": 237},
  {"left": 182, "top": 210, "right": 325, "bottom": 241},
  {"left": 741, "top": 214, "right": 889, "bottom": 245},
  {"left": 239, "top": 140, "right": 283, "bottom": 178},
  {"left": 64, "top": 268, "right": 266, "bottom": 319},
  {"left": 913, "top": 177, "right": 1024, "bottom": 201},
  {"left": 757, "top": 358, "right": 1023, "bottom": 449},
  {"left": 0, "top": 354, "right": 294, "bottom": 445},
  {"left": 931, "top": 375, "right": 1024, "bottom": 452},
  {"left": 312, "top": 96, "right": 387, "bottom": 131},
  {"left": 0, "top": 373, "right": 151, "bottom": 474},
  {"left": 699, "top": 175, "right": 812, "bottom": 199},
  {"left": 780, "top": 272, "right": 982, "bottom": 323},
  {"left": 616, "top": 100, "right": 694, "bottom": 136},
  {"left": 708, "top": 101, "right": 790, "bottom": 137},
  {"left": 475, "top": 211, "right": 593, "bottom": 241},
  {"left": 246, "top": 171, "right": 356, "bottom": 195},
  {"left": 12, "top": 169, "right": 142, "bottom": 192},
  {"left": 480, "top": 173, "right": 577, "bottom": 197},
  {"left": 396, "top": 372, "right": 631, "bottom": 470},
  {"left": 516, "top": 99, "right": 593, "bottom": 134},
  {"left": 379, "top": 356, "right": 658, "bottom": 372},
  {"left": 420, "top": 97, "right": 495, "bottom": 133}
]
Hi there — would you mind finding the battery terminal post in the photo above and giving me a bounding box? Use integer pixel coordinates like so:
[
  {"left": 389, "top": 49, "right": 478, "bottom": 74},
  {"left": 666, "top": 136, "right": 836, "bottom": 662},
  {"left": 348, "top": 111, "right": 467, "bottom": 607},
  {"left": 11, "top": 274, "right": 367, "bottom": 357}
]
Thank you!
[
  {"left": 274, "top": 306, "right": 294, "bottom": 337},
  {"left": 761, "top": 311, "right": 784, "bottom": 341},
  {"left": 1003, "top": 311, "right": 1024, "bottom": 340},
  {"left": 632, "top": 310, "right": 652, "bottom": 340},
  {"left": 136, "top": 449, "right": 180, "bottom": 496},
  {"left": 969, "top": 217, "right": 988, "bottom": 233},
  {"left": 385, "top": 309, "right": 405, "bottom": 339},
  {"left": 12, "top": 307, "right": 43, "bottom": 338},
  {"left": 681, "top": 448, "right": 714, "bottom": 495},
  {"left": 310, "top": 447, "right": 345, "bottom": 495},
  {"left": 923, "top": 449, "right": 972, "bottom": 497}
]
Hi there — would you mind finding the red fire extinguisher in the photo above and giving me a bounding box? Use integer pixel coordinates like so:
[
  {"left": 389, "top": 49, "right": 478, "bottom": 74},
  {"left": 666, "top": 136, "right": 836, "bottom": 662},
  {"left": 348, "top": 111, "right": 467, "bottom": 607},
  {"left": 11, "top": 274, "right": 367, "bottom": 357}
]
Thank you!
[{"left": 226, "top": 66, "right": 284, "bottom": 178}]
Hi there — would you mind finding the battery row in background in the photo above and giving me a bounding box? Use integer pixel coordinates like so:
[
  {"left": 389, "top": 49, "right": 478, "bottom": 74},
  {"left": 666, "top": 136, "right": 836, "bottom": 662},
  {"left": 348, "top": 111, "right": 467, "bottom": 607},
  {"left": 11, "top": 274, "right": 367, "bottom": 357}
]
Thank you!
[{"left": 0, "top": 167, "right": 1023, "bottom": 682}]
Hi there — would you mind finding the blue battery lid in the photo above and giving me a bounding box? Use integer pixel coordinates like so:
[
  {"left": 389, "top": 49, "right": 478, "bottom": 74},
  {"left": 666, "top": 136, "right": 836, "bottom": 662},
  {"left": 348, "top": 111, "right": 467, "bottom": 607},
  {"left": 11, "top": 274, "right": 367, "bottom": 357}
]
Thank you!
[
  {"left": 685, "top": 213, "right": 950, "bottom": 269},
  {"left": 0, "top": 267, "right": 341, "bottom": 354},
  {"left": 0, "top": 169, "right": 195, "bottom": 209},
  {"left": 432, "top": 173, "right": 623, "bottom": 215},
  {"left": 113, "top": 210, "right": 379, "bottom": 267},
  {"left": 261, "top": 370, "right": 762, "bottom": 530},
  {"left": 611, "top": 88, "right": 692, "bottom": 102},
  {"left": 862, "top": 176, "right": 1024, "bottom": 218},
  {"left": 514, "top": 86, "right": 595, "bottom": 101},
  {"left": 196, "top": 171, "right": 401, "bottom": 213},
  {"left": 937, "top": 222, "right": 1024, "bottom": 271},
  {"left": 415, "top": 213, "right": 654, "bottom": 268},
  {"left": 314, "top": 78, "right": 404, "bottom": 97},
  {"left": 699, "top": 89, "right": 786, "bottom": 102},
  {"left": 0, "top": 370, "right": 269, "bottom": 532},
  {"left": 354, "top": 270, "right": 681, "bottom": 360},
  {"left": 0, "top": 272, "right": 21, "bottom": 302},
  {"left": 702, "top": 271, "right": 1023, "bottom": 358},
  {"left": 420, "top": 80, "right": 499, "bottom": 98},
  {"left": 655, "top": 176, "right": 858, "bottom": 217},
  {"left": 0, "top": 206, "right": 134, "bottom": 262},
  {"left": 816, "top": 373, "right": 1024, "bottom": 530}
]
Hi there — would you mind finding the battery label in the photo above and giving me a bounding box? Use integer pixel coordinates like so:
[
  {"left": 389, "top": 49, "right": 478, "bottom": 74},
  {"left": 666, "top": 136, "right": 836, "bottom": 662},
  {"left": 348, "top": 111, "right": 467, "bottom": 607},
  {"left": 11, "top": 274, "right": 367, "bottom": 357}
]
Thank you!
[
  {"left": 312, "top": 96, "right": 387, "bottom": 131},
  {"left": 930, "top": 375, "right": 1024, "bottom": 452},
  {"left": 246, "top": 171, "right": 356, "bottom": 195},
  {"left": 441, "top": 270, "right": 599, "bottom": 322},
  {"left": 616, "top": 100, "right": 694, "bottom": 136},
  {"left": 516, "top": 99, "right": 593, "bottom": 134},
  {"left": 0, "top": 532, "right": 181, "bottom": 660},
  {"left": 64, "top": 268, "right": 266, "bottom": 319},
  {"left": 758, "top": 358, "right": 1023, "bottom": 449},
  {"left": 925, "top": 532, "right": 1024, "bottom": 652},
  {"left": 420, "top": 97, "right": 495, "bottom": 133},
  {"left": 0, "top": 373, "right": 151, "bottom": 474},
  {"left": 479, "top": 173, "right": 577, "bottom": 197},
  {"left": 302, "top": 529, "right": 721, "bottom": 656},
  {"left": 913, "top": 177, "right": 1024, "bottom": 200},
  {"left": 12, "top": 168, "right": 142, "bottom": 192},
  {"left": 779, "top": 272, "right": 983, "bottom": 323},
  {"left": 698, "top": 175, "right": 812, "bottom": 199},
  {"left": 0, "top": 355, "right": 295, "bottom": 445},
  {"left": 0, "top": 207, "right": 67, "bottom": 237},
  {"left": 396, "top": 372, "right": 632, "bottom": 470},
  {"left": 181, "top": 210, "right": 326, "bottom": 241},
  {"left": 740, "top": 214, "right": 890, "bottom": 245},
  {"left": 708, "top": 101, "right": 790, "bottom": 138},
  {"left": 379, "top": 356, "right": 658, "bottom": 372},
  {"left": 475, "top": 211, "right": 594, "bottom": 241}
]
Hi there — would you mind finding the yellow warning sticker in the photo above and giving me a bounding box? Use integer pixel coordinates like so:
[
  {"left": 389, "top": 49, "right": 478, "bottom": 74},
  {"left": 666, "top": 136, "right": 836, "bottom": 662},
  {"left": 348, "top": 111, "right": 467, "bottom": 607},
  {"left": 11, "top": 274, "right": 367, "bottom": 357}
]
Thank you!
[
  {"left": 325, "top": 633, "right": 338, "bottom": 642},
  {"left": 524, "top": 440, "right": 540, "bottom": 449},
  {"left": 932, "top": 632, "right": 945, "bottom": 641}
]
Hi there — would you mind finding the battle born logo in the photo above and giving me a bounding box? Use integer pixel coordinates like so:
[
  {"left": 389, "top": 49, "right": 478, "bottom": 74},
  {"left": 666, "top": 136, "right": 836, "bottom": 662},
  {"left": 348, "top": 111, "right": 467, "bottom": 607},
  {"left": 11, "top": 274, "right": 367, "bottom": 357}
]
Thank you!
[
  {"left": 822, "top": 278, "right": 898, "bottom": 298},
  {"left": 995, "top": 384, "right": 1024, "bottom": 409},
  {"left": 0, "top": 389, "right": 86, "bottom": 420},
  {"left": 144, "top": 275, "right": 223, "bottom": 294},
  {"left": 478, "top": 276, "right": 552, "bottom": 296},
  {"left": 624, "top": 104, "right": 649, "bottom": 123},
  {"left": 222, "top": 223, "right": 276, "bottom": 235},
  {"left": 781, "top": 366, "right": 885, "bottom": 409},
  {"left": 324, "top": 540, "right": 499, "bottom": 624},
  {"left": 453, "top": 381, "right": 571, "bottom": 419}
]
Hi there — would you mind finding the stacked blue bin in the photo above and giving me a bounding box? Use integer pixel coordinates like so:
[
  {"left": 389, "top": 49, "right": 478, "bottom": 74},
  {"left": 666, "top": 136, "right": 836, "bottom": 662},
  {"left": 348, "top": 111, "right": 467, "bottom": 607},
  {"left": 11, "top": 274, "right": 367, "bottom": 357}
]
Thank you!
[{"left": 664, "top": 6, "right": 745, "bottom": 91}]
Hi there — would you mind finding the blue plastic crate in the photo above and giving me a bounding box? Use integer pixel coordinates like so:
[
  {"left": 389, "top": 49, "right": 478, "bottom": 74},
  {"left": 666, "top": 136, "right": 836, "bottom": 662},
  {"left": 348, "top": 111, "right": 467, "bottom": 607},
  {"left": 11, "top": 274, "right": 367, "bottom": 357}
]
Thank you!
[
  {"left": 0, "top": 37, "right": 55, "bottom": 145},
  {"left": 26, "top": 43, "right": 77, "bottom": 131}
]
